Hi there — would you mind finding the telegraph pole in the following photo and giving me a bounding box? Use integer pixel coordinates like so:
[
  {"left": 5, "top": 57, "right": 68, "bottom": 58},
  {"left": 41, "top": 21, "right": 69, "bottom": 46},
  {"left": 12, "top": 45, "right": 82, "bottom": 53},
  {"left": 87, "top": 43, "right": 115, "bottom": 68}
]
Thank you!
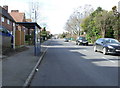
[{"left": 118, "top": 1, "right": 120, "bottom": 13}]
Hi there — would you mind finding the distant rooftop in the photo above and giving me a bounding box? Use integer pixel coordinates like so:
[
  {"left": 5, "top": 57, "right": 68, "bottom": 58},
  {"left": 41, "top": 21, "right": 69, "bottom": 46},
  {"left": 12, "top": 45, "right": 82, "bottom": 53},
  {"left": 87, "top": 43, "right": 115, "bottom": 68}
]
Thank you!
[{"left": 9, "top": 10, "right": 25, "bottom": 22}]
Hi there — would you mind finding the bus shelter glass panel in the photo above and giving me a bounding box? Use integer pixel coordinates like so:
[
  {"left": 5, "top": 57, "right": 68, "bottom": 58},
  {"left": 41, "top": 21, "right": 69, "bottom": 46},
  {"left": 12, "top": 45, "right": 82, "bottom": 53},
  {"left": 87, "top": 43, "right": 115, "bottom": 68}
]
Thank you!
[{"left": 34, "top": 26, "right": 41, "bottom": 56}]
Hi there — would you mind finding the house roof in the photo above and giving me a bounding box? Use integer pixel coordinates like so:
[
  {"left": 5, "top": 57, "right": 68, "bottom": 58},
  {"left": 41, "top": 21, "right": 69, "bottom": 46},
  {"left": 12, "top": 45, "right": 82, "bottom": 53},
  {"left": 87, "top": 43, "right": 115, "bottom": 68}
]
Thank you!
[
  {"left": 0, "top": 6, "right": 15, "bottom": 22},
  {"left": 9, "top": 10, "right": 25, "bottom": 22}
]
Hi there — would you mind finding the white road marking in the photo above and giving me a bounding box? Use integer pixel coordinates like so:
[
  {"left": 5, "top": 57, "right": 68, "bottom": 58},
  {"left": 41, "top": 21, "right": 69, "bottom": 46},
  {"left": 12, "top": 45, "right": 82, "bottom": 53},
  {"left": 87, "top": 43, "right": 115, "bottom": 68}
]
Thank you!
[
  {"left": 83, "top": 50, "right": 87, "bottom": 52},
  {"left": 102, "top": 57, "right": 116, "bottom": 63}
]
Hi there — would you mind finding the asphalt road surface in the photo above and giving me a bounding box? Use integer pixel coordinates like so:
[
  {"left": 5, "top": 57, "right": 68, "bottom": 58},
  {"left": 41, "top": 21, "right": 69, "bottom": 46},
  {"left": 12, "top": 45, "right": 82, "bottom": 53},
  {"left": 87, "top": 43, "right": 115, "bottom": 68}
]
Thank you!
[{"left": 30, "top": 39, "right": 120, "bottom": 86}]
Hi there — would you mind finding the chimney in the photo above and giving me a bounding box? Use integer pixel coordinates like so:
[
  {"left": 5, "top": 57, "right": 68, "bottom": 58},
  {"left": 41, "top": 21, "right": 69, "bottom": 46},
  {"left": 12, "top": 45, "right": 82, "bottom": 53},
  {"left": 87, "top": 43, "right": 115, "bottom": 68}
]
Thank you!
[
  {"left": 3, "top": 5, "right": 8, "bottom": 12},
  {"left": 11, "top": 10, "right": 19, "bottom": 12}
]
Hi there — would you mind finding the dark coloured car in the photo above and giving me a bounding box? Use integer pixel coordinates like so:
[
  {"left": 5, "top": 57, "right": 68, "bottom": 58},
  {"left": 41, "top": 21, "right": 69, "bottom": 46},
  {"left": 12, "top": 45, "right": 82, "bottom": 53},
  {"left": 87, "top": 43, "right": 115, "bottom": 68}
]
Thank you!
[
  {"left": 94, "top": 38, "right": 120, "bottom": 55},
  {"left": 64, "top": 38, "right": 69, "bottom": 42},
  {"left": 0, "top": 26, "right": 13, "bottom": 48},
  {"left": 76, "top": 37, "right": 88, "bottom": 45}
]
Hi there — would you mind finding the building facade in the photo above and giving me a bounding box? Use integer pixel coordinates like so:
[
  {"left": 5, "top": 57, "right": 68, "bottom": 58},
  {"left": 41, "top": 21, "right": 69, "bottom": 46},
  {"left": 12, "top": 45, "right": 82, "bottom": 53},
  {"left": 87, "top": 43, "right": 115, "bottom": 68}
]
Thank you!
[
  {"left": 9, "top": 10, "right": 26, "bottom": 46},
  {"left": 0, "top": 5, "right": 15, "bottom": 53},
  {"left": 0, "top": 5, "right": 15, "bottom": 33}
]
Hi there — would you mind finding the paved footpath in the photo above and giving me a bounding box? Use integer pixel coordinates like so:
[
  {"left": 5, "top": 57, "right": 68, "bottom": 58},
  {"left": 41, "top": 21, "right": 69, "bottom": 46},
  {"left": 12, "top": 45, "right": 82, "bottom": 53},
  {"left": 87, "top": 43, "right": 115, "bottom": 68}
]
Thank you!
[
  {"left": 2, "top": 40, "right": 51, "bottom": 86},
  {"left": 0, "top": 59, "right": 2, "bottom": 88}
]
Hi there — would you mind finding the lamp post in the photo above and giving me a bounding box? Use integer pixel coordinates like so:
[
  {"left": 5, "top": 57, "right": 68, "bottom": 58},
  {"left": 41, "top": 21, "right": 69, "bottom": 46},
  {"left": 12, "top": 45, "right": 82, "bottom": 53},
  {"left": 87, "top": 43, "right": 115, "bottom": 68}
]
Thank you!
[
  {"left": 32, "top": 9, "right": 37, "bottom": 22},
  {"left": 118, "top": 1, "right": 120, "bottom": 13}
]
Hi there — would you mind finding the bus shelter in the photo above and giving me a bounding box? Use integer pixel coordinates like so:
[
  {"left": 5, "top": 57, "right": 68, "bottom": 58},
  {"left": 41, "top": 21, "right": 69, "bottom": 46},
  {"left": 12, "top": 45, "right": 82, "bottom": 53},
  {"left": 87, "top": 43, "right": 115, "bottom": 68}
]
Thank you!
[{"left": 17, "top": 22, "right": 41, "bottom": 56}]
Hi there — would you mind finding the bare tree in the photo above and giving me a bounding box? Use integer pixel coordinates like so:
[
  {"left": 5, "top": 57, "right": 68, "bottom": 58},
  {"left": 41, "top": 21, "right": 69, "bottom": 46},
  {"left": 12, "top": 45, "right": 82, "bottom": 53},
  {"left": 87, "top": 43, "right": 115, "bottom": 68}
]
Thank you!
[
  {"left": 64, "top": 4, "right": 94, "bottom": 36},
  {"left": 26, "top": 0, "right": 41, "bottom": 22}
]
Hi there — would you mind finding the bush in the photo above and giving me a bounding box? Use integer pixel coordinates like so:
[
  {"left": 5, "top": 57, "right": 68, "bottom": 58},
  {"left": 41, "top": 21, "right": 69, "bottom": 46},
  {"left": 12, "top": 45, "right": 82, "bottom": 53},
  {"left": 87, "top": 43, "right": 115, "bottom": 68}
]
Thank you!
[{"left": 25, "top": 35, "right": 32, "bottom": 41}]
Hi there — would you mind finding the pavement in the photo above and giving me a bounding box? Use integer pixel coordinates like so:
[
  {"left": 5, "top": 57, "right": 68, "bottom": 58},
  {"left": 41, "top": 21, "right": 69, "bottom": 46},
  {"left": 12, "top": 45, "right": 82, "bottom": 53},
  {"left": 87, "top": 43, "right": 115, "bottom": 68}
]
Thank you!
[
  {"left": 0, "top": 58, "right": 2, "bottom": 88},
  {"left": 2, "top": 39, "right": 51, "bottom": 87}
]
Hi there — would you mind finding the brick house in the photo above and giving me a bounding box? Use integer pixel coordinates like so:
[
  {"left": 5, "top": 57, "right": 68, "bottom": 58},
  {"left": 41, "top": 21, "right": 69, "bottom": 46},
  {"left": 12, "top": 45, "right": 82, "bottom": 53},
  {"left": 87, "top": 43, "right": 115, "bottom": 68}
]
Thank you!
[
  {"left": 9, "top": 10, "right": 26, "bottom": 46},
  {"left": 0, "top": 5, "right": 15, "bottom": 51},
  {"left": 0, "top": 5, "right": 15, "bottom": 33},
  {"left": 25, "top": 19, "right": 33, "bottom": 36}
]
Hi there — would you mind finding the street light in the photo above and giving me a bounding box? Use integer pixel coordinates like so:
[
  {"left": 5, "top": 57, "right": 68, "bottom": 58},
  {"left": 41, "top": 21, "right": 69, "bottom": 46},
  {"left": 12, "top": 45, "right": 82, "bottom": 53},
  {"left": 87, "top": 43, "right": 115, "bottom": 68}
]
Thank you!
[{"left": 32, "top": 9, "right": 37, "bottom": 22}]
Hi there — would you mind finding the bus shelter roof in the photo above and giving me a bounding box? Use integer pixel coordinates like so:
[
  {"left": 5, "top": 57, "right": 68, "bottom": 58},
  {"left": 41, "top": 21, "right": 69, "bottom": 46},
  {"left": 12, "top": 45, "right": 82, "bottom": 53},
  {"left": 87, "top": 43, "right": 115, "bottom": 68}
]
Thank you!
[{"left": 16, "top": 22, "right": 41, "bottom": 29}]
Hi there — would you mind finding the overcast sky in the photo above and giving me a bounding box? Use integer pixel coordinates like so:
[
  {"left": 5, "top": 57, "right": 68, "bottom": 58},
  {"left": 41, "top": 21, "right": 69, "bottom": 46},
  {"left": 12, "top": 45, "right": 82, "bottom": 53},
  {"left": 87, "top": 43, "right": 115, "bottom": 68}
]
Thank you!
[{"left": 0, "top": 0, "right": 119, "bottom": 34}]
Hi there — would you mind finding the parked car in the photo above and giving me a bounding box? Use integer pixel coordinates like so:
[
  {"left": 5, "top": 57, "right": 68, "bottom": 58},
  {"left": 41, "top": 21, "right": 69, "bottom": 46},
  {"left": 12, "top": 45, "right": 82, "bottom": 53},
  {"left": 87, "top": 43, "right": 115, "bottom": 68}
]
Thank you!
[
  {"left": 0, "top": 26, "right": 13, "bottom": 48},
  {"left": 64, "top": 38, "right": 69, "bottom": 42},
  {"left": 94, "top": 38, "right": 120, "bottom": 55},
  {"left": 76, "top": 37, "right": 88, "bottom": 45}
]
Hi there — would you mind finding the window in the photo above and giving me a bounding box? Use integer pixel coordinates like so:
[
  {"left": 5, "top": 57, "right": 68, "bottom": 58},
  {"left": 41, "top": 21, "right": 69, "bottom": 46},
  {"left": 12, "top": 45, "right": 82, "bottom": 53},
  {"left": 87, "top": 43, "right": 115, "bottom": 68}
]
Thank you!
[
  {"left": 110, "top": 39, "right": 119, "bottom": 44},
  {"left": 104, "top": 39, "right": 110, "bottom": 43},
  {"left": 96, "top": 39, "right": 102, "bottom": 44},
  {"left": 7, "top": 19, "right": 10, "bottom": 24},
  {"left": 1, "top": 17, "right": 4, "bottom": 22}
]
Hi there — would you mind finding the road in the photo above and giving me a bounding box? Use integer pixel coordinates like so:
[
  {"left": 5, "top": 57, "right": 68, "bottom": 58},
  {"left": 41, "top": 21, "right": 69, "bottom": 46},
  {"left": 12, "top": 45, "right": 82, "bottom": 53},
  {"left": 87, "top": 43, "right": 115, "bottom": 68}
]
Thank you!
[{"left": 30, "top": 39, "right": 119, "bottom": 86}]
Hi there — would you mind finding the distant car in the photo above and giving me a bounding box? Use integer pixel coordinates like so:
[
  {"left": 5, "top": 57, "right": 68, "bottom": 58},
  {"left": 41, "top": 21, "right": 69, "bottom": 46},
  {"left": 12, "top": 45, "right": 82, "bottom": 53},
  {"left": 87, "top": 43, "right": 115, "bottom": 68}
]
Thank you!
[
  {"left": 94, "top": 38, "right": 120, "bottom": 55},
  {"left": 64, "top": 38, "right": 69, "bottom": 42},
  {"left": 76, "top": 37, "right": 88, "bottom": 45}
]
